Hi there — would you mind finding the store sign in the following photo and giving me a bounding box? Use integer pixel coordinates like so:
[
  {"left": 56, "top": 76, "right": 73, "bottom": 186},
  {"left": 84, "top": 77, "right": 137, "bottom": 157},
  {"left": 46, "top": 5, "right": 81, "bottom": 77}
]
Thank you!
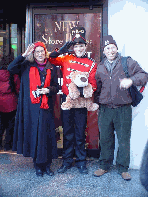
[
  {"left": 41, "top": 21, "right": 92, "bottom": 46},
  {"left": 34, "top": 13, "right": 101, "bottom": 63}
]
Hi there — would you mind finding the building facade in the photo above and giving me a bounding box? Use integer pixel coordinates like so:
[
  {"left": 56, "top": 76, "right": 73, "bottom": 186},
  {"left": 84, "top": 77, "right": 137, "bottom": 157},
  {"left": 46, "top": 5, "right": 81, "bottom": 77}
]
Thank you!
[{"left": 1, "top": 0, "right": 148, "bottom": 169}]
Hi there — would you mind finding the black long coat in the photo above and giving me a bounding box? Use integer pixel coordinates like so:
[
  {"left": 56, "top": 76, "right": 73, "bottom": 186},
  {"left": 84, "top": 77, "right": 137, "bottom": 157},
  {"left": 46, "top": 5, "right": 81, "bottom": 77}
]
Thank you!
[{"left": 8, "top": 55, "right": 59, "bottom": 164}]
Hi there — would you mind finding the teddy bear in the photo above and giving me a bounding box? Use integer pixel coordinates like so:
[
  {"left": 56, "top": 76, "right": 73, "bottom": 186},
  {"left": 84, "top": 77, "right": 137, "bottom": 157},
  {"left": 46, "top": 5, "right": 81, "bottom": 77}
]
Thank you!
[{"left": 61, "top": 70, "right": 99, "bottom": 111}]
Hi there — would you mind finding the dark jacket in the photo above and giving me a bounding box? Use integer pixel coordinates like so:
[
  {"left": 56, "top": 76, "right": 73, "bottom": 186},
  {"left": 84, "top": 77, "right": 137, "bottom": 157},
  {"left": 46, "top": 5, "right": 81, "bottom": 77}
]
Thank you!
[
  {"left": 0, "top": 69, "right": 20, "bottom": 112},
  {"left": 140, "top": 140, "right": 148, "bottom": 191},
  {"left": 8, "top": 55, "right": 59, "bottom": 164},
  {"left": 95, "top": 54, "right": 148, "bottom": 108}
]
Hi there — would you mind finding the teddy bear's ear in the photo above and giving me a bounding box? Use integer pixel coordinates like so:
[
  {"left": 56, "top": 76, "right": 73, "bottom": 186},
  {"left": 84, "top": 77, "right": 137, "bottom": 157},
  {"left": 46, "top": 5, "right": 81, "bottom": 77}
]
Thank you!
[
  {"left": 84, "top": 72, "right": 89, "bottom": 78},
  {"left": 70, "top": 71, "right": 76, "bottom": 78}
]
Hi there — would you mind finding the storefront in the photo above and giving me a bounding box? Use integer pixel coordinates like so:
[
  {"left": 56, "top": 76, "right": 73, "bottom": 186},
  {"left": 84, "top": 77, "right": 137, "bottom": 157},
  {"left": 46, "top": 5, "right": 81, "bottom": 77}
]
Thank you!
[
  {"left": 24, "top": 1, "right": 108, "bottom": 157},
  {"left": 1, "top": 0, "right": 148, "bottom": 169},
  {"left": 0, "top": 0, "right": 108, "bottom": 157}
]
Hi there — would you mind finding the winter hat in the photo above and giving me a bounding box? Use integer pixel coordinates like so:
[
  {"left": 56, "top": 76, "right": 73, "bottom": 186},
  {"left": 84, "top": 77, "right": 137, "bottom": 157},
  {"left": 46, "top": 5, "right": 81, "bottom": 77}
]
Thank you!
[
  {"left": 34, "top": 41, "right": 47, "bottom": 52},
  {"left": 103, "top": 35, "right": 118, "bottom": 49},
  {"left": 71, "top": 27, "right": 86, "bottom": 45}
]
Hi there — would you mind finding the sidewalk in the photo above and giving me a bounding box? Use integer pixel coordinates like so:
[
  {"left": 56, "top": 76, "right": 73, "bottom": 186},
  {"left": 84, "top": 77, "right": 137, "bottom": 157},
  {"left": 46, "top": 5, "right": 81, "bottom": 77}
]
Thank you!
[{"left": 0, "top": 151, "right": 148, "bottom": 197}]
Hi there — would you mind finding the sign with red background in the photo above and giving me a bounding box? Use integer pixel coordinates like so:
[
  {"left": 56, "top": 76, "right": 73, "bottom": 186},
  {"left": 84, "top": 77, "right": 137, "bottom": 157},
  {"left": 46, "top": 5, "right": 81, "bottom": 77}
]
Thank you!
[{"left": 34, "top": 11, "right": 102, "bottom": 149}]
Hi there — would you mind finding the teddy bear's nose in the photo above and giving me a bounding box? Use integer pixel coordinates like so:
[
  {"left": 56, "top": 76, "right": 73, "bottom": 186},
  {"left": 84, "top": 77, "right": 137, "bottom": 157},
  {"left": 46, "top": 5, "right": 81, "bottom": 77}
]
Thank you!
[{"left": 80, "top": 77, "right": 87, "bottom": 82}]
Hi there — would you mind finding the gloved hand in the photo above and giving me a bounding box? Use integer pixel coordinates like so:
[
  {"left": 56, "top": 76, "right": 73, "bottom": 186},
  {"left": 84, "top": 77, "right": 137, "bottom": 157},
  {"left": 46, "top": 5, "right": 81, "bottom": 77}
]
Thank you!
[
  {"left": 49, "top": 41, "right": 73, "bottom": 58},
  {"left": 58, "top": 41, "right": 73, "bottom": 54}
]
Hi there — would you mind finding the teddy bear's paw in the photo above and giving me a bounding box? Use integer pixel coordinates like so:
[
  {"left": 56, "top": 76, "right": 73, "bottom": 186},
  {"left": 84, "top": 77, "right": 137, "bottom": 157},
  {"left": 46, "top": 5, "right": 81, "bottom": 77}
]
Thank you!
[
  {"left": 92, "top": 103, "right": 99, "bottom": 111},
  {"left": 69, "top": 92, "right": 79, "bottom": 99},
  {"left": 61, "top": 107, "right": 70, "bottom": 110},
  {"left": 87, "top": 103, "right": 99, "bottom": 111},
  {"left": 61, "top": 102, "right": 72, "bottom": 110},
  {"left": 83, "top": 92, "right": 93, "bottom": 98},
  {"left": 83, "top": 89, "right": 93, "bottom": 98}
]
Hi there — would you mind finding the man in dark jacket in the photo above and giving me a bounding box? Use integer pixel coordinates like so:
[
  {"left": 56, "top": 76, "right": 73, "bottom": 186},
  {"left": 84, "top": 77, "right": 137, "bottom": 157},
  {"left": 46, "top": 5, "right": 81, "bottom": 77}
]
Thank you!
[{"left": 94, "top": 35, "right": 148, "bottom": 180}]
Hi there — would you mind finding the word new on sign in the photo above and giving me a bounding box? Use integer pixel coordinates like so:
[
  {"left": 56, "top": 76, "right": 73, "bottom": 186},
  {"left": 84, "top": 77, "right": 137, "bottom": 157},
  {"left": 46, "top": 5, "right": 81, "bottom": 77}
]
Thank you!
[{"left": 54, "top": 21, "right": 80, "bottom": 32}]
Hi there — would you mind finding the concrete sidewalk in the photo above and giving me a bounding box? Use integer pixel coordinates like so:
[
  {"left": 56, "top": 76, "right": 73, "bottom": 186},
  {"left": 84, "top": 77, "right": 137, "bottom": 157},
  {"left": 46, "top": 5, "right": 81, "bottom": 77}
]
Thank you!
[{"left": 0, "top": 151, "right": 147, "bottom": 197}]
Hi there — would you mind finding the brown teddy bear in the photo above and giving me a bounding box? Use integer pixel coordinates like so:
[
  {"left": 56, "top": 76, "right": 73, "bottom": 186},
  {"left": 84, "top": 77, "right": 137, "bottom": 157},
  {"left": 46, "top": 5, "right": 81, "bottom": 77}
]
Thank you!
[{"left": 61, "top": 71, "right": 99, "bottom": 111}]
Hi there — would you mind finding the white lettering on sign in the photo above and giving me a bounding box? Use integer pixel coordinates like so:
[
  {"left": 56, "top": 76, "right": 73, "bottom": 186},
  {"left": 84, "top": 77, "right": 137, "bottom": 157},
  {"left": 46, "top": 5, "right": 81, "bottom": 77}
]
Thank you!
[
  {"left": 42, "top": 34, "right": 48, "bottom": 44},
  {"left": 42, "top": 35, "right": 63, "bottom": 45},
  {"left": 42, "top": 34, "right": 92, "bottom": 45},
  {"left": 87, "top": 52, "right": 92, "bottom": 58},
  {"left": 71, "top": 29, "right": 84, "bottom": 35},
  {"left": 54, "top": 21, "right": 80, "bottom": 32}
]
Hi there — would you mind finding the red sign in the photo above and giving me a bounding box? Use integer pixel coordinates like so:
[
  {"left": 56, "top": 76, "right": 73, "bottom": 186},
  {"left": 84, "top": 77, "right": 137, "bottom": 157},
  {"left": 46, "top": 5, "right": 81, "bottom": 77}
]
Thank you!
[{"left": 34, "top": 11, "right": 101, "bottom": 149}]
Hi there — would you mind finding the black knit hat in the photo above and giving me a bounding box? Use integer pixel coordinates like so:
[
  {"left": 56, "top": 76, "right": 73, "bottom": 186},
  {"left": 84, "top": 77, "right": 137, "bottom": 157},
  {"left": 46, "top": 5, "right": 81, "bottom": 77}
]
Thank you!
[
  {"left": 71, "top": 27, "right": 86, "bottom": 45},
  {"left": 103, "top": 35, "right": 118, "bottom": 49}
]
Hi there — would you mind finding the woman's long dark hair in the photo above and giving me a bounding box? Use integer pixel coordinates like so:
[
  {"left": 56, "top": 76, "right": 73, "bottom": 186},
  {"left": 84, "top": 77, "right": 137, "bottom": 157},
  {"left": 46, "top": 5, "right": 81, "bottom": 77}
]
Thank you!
[{"left": 0, "top": 54, "right": 17, "bottom": 94}]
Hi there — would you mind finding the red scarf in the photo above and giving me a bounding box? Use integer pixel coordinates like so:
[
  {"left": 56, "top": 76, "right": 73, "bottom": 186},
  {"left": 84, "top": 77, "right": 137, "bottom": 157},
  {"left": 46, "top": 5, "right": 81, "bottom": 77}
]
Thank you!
[{"left": 29, "top": 67, "right": 51, "bottom": 109}]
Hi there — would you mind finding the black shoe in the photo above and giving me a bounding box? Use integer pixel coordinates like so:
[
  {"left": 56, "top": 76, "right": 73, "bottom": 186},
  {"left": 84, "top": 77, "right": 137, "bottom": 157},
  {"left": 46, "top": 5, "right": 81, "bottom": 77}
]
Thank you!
[
  {"left": 36, "top": 168, "right": 43, "bottom": 177},
  {"left": 78, "top": 166, "right": 88, "bottom": 174},
  {"left": 57, "top": 165, "right": 71, "bottom": 173},
  {"left": 45, "top": 167, "right": 54, "bottom": 176},
  {"left": 0, "top": 145, "right": 3, "bottom": 150}
]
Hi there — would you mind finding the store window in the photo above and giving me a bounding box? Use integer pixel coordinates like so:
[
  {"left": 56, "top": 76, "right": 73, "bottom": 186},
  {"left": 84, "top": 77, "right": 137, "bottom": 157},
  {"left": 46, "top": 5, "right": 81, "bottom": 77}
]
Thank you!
[
  {"left": 0, "top": 23, "right": 18, "bottom": 61},
  {"left": 0, "top": 36, "right": 3, "bottom": 60},
  {"left": 32, "top": 7, "right": 102, "bottom": 151},
  {"left": 11, "top": 24, "right": 17, "bottom": 58},
  {"left": 33, "top": 8, "right": 102, "bottom": 64}
]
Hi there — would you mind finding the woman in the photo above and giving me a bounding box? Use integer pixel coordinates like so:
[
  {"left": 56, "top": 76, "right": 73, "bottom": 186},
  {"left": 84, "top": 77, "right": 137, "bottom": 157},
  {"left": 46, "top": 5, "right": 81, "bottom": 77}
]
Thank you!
[
  {"left": 8, "top": 42, "right": 59, "bottom": 177},
  {"left": 0, "top": 54, "right": 20, "bottom": 151}
]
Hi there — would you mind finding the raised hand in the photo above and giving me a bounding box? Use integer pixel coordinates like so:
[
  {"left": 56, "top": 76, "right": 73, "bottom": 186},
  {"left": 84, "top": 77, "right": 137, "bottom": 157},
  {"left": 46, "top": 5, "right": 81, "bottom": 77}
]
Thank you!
[
  {"left": 59, "top": 41, "right": 73, "bottom": 54},
  {"left": 22, "top": 43, "right": 35, "bottom": 57}
]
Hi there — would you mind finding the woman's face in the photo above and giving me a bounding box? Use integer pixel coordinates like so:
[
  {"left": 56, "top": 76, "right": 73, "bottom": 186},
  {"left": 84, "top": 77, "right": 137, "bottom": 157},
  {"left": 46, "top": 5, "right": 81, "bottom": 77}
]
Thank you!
[
  {"left": 73, "top": 43, "right": 87, "bottom": 57},
  {"left": 34, "top": 46, "right": 46, "bottom": 63}
]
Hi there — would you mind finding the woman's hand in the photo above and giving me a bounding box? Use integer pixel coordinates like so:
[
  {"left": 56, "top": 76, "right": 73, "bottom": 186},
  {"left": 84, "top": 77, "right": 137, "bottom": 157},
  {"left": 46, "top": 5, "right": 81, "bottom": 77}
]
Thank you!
[
  {"left": 37, "top": 88, "right": 50, "bottom": 95},
  {"left": 22, "top": 44, "right": 35, "bottom": 57}
]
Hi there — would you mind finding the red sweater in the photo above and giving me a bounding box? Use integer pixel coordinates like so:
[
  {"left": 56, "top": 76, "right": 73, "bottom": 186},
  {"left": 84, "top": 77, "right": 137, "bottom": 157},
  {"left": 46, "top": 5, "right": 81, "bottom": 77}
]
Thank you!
[
  {"left": 49, "top": 54, "right": 97, "bottom": 95},
  {"left": 0, "top": 70, "right": 20, "bottom": 112}
]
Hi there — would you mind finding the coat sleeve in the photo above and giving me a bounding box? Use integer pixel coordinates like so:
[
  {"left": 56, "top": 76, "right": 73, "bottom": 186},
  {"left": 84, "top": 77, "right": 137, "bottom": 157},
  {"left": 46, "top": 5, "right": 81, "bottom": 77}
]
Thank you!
[
  {"left": 7, "top": 55, "right": 27, "bottom": 76},
  {"left": 88, "top": 62, "right": 97, "bottom": 92},
  {"left": 13, "top": 74, "right": 20, "bottom": 95},
  {"left": 48, "top": 65, "right": 59, "bottom": 96},
  {"left": 48, "top": 55, "right": 67, "bottom": 68},
  {"left": 127, "top": 57, "right": 148, "bottom": 86},
  {"left": 94, "top": 64, "right": 102, "bottom": 104}
]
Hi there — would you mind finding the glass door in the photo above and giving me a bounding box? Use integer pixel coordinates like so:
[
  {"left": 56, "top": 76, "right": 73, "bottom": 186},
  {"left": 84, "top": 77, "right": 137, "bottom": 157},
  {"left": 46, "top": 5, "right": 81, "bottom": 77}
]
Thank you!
[{"left": 33, "top": 7, "right": 102, "bottom": 151}]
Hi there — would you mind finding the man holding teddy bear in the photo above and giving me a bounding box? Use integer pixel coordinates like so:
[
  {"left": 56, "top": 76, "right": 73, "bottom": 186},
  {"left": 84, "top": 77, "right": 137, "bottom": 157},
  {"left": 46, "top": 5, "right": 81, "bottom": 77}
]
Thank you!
[{"left": 49, "top": 26, "right": 97, "bottom": 174}]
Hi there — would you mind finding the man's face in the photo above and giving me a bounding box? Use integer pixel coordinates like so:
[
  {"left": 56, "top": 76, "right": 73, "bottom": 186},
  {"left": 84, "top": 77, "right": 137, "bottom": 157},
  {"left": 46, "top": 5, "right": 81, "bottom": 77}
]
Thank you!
[
  {"left": 73, "top": 43, "right": 87, "bottom": 57},
  {"left": 103, "top": 44, "right": 118, "bottom": 61},
  {"left": 34, "top": 46, "right": 46, "bottom": 63}
]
